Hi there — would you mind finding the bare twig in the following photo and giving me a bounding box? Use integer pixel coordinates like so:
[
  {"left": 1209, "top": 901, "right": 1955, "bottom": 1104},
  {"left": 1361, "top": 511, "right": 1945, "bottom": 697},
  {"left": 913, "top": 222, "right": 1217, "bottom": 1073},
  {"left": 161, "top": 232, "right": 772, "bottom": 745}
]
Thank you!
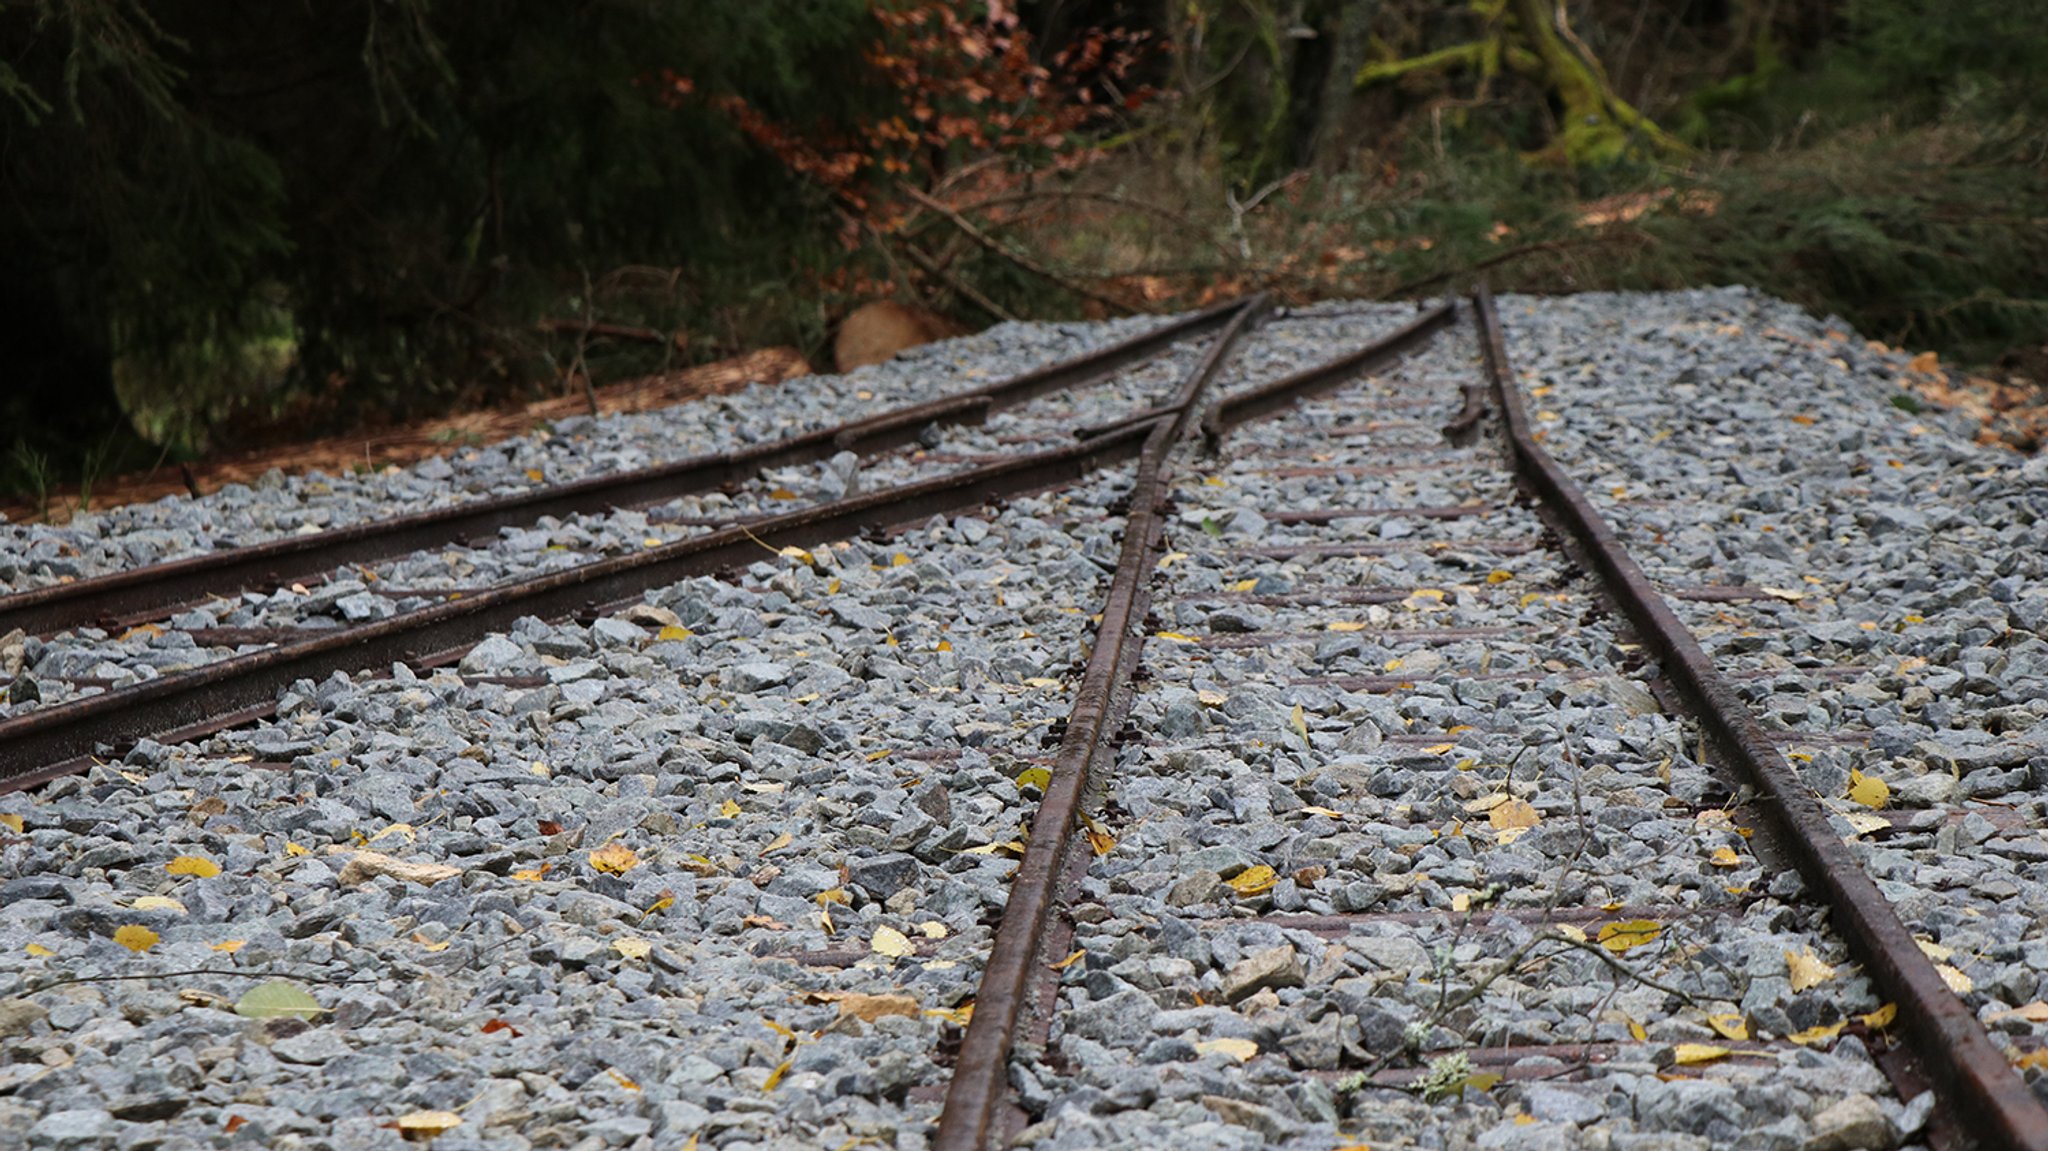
[
  {"left": 902, "top": 186, "right": 1144, "bottom": 315},
  {"left": 534, "top": 319, "right": 687, "bottom": 350},
  {"left": 900, "top": 240, "right": 1019, "bottom": 323}
]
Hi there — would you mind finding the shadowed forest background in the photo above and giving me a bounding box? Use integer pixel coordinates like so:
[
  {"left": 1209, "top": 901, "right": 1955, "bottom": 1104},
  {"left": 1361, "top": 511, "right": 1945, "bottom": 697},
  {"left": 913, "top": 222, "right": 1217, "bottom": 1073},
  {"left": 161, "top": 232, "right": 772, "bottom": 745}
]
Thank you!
[{"left": 4, "top": 0, "right": 2045, "bottom": 504}]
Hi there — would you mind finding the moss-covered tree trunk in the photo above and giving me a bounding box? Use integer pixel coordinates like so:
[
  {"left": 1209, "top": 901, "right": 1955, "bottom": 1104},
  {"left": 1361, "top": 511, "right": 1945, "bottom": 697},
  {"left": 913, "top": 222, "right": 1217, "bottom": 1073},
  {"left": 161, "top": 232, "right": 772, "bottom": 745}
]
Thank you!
[{"left": 1355, "top": 0, "right": 1685, "bottom": 167}]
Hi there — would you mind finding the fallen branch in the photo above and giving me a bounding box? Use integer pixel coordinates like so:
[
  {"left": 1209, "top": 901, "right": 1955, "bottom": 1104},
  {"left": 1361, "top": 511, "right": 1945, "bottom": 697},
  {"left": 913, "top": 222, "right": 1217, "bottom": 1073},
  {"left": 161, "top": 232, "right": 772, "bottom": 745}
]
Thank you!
[
  {"left": 898, "top": 240, "right": 1019, "bottom": 323},
  {"left": 903, "top": 186, "right": 1143, "bottom": 316}
]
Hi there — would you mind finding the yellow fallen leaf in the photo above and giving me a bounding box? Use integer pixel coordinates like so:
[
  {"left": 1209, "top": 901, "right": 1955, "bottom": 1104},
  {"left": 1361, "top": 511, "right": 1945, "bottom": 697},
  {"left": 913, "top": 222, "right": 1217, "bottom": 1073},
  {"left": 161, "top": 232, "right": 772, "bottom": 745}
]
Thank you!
[
  {"left": 1225, "top": 865, "right": 1278, "bottom": 896},
  {"left": 1195, "top": 1038, "right": 1259, "bottom": 1063},
  {"left": 761, "top": 831, "right": 793, "bottom": 857},
  {"left": 1626, "top": 1013, "right": 1647, "bottom": 1042},
  {"left": 1706, "top": 1014, "right": 1748, "bottom": 1041},
  {"left": 1846, "top": 770, "right": 1889, "bottom": 809},
  {"left": 613, "top": 938, "right": 652, "bottom": 960},
  {"left": 1299, "top": 805, "right": 1346, "bottom": 819},
  {"left": 923, "top": 1003, "right": 974, "bottom": 1025},
  {"left": 2015, "top": 1050, "right": 2048, "bottom": 1071},
  {"left": 763, "top": 1058, "right": 794, "bottom": 1091},
  {"left": 525, "top": 469, "right": 544, "bottom": 482},
  {"left": 1915, "top": 937, "right": 1954, "bottom": 962},
  {"left": 132, "top": 896, "right": 186, "bottom": 914},
  {"left": 1990, "top": 1002, "right": 2048, "bottom": 1024},
  {"left": 1786, "top": 948, "right": 1837, "bottom": 991},
  {"left": 1937, "top": 964, "right": 1974, "bottom": 994},
  {"left": 1402, "top": 589, "right": 1447, "bottom": 611},
  {"left": 871, "top": 926, "right": 916, "bottom": 958},
  {"left": 24, "top": 943, "right": 54, "bottom": 958},
  {"left": 1015, "top": 767, "right": 1052, "bottom": 792},
  {"left": 1862, "top": 1003, "right": 1898, "bottom": 1029},
  {"left": 918, "top": 921, "right": 948, "bottom": 940},
  {"left": 1226, "top": 578, "right": 1259, "bottom": 592},
  {"left": 1158, "top": 551, "right": 1189, "bottom": 569},
  {"left": 1788, "top": 1020, "right": 1845, "bottom": 1046},
  {"left": 0, "top": 814, "right": 24, "bottom": 833},
  {"left": 1596, "top": 920, "right": 1662, "bottom": 953},
  {"left": 1488, "top": 798, "right": 1540, "bottom": 831},
  {"left": 113, "top": 925, "right": 158, "bottom": 953},
  {"left": 1843, "top": 811, "right": 1889, "bottom": 836},
  {"left": 210, "top": 940, "right": 246, "bottom": 953},
  {"left": 411, "top": 933, "right": 451, "bottom": 953},
  {"left": 606, "top": 1067, "right": 640, "bottom": 1092},
  {"left": 1672, "top": 1043, "right": 1730, "bottom": 1065},
  {"left": 1082, "top": 815, "right": 1116, "bottom": 856},
  {"left": 1451, "top": 891, "right": 1471, "bottom": 912},
  {"left": 511, "top": 863, "right": 552, "bottom": 882},
  {"left": 1052, "top": 949, "right": 1087, "bottom": 970},
  {"left": 656, "top": 625, "right": 695, "bottom": 642},
  {"left": 1154, "top": 631, "right": 1199, "bottom": 643},
  {"left": 1326, "top": 620, "right": 1369, "bottom": 632},
  {"left": 393, "top": 1111, "right": 463, "bottom": 1142},
  {"left": 1290, "top": 703, "right": 1309, "bottom": 745},
  {"left": 719, "top": 799, "right": 742, "bottom": 818},
  {"left": 166, "top": 855, "right": 221, "bottom": 878},
  {"left": 588, "top": 843, "right": 641, "bottom": 875},
  {"left": 368, "top": 823, "right": 416, "bottom": 844},
  {"left": 1709, "top": 846, "right": 1742, "bottom": 867},
  {"left": 1196, "top": 689, "right": 1228, "bottom": 707}
]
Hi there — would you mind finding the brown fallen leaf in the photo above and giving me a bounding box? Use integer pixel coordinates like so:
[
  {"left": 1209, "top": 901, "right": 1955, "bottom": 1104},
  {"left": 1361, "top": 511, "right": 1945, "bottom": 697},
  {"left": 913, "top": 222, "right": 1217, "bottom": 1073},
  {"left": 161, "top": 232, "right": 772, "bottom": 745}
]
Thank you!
[
  {"left": 337, "top": 851, "right": 462, "bottom": 888},
  {"left": 814, "top": 992, "right": 919, "bottom": 1022},
  {"left": 587, "top": 843, "right": 640, "bottom": 875}
]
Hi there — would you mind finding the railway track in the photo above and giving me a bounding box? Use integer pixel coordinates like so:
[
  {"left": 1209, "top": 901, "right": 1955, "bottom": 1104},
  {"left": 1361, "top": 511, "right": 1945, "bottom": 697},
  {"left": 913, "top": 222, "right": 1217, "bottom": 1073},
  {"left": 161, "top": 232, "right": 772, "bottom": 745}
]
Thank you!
[
  {"left": 0, "top": 297, "right": 1296, "bottom": 780},
  {"left": 930, "top": 288, "right": 2048, "bottom": 1150},
  {"left": 0, "top": 289, "right": 2041, "bottom": 1150}
]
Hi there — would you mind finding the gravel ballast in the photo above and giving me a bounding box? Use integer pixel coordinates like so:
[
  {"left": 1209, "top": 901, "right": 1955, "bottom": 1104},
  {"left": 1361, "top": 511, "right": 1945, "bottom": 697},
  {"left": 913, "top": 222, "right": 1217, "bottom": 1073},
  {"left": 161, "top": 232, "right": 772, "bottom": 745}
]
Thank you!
[{"left": 0, "top": 289, "right": 2039, "bottom": 1149}]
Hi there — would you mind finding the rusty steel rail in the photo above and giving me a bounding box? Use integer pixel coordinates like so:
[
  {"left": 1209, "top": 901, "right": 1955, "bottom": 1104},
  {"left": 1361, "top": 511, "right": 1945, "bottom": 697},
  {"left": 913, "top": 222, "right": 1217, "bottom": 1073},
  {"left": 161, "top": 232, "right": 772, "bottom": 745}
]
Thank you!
[
  {"left": 934, "top": 299, "right": 1452, "bottom": 1151},
  {"left": 0, "top": 298, "right": 1251, "bottom": 639},
  {"left": 0, "top": 305, "right": 1272, "bottom": 787},
  {"left": 1472, "top": 282, "right": 2048, "bottom": 1151}
]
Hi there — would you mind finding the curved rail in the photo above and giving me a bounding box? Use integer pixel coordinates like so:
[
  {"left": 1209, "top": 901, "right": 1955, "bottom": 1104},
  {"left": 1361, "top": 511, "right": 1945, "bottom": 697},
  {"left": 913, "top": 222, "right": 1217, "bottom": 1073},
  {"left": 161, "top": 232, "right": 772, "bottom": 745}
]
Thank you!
[
  {"left": 0, "top": 303, "right": 1272, "bottom": 788},
  {"left": 0, "top": 298, "right": 1250, "bottom": 638}
]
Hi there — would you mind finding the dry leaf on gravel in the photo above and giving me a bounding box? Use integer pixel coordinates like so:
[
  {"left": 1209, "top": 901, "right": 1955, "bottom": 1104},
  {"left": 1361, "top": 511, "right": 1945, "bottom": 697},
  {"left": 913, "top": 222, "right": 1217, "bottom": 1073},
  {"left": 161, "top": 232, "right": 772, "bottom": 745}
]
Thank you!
[
  {"left": 1225, "top": 865, "right": 1278, "bottom": 896},
  {"left": 1785, "top": 948, "right": 1837, "bottom": 991},
  {"left": 871, "top": 926, "right": 916, "bottom": 958},
  {"left": 1596, "top": 920, "right": 1661, "bottom": 953},
  {"left": 166, "top": 855, "right": 221, "bottom": 878},
  {"left": 112, "top": 925, "right": 158, "bottom": 953},
  {"left": 587, "top": 843, "right": 640, "bottom": 875},
  {"left": 235, "top": 980, "right": 324, "bottom": 1021},
  {"left": 813, "top": 992, "right": 919, "bottom": 1022}
]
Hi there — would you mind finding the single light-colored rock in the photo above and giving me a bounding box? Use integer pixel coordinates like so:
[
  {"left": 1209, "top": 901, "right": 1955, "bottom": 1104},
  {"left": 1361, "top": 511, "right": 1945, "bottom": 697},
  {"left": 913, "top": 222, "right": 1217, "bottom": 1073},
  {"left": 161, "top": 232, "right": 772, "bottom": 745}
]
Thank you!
[
  {"left": 1803, "top": 1094, "right": 1898, "bottom": 1151},
  {"left": 336, "top": 850, "right": 462, "bottom": 888},
  {"left": 0, "top": 998, "right": 49, "bottom": 1038},
  {"left": 1222, "top": 945, "right": 1305, "bottom": 1004}
]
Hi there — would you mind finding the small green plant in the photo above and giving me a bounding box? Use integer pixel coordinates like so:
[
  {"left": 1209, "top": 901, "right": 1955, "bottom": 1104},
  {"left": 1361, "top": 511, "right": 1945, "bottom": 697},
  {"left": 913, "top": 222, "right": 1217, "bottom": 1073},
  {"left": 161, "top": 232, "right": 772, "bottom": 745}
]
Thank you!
[
  {"left": 7, "top": 441, "right": 53, "bottom": 520},
  {"left": 1890, "top": 393, "right": 1924, "bottom": 413}
]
